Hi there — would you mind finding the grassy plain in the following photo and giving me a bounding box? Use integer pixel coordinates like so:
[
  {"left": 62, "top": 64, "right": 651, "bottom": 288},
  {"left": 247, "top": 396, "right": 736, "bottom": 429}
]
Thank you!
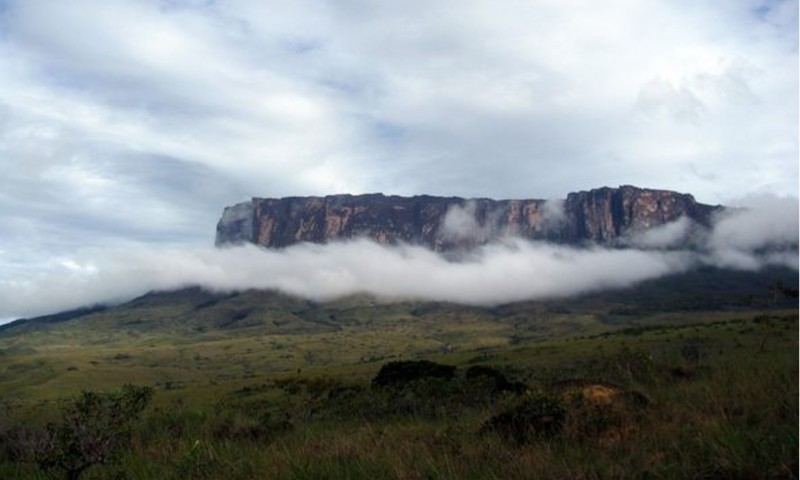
[{"left": 0, "top": 267, "right": 797, "bottom": 479}]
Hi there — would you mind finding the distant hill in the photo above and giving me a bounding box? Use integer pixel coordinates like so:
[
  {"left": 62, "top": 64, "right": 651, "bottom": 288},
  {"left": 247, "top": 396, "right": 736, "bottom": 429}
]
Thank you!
[
  {"left": 2, "top": 266, "right": 794, "bottom": 340},
  {"left": 216, "top": 185, "right": 721, "bottom": 250}
]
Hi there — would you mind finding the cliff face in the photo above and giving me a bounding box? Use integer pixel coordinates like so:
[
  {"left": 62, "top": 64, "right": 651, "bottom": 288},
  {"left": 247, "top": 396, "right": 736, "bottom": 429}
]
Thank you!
[
  {"left": 216, "top": 186, "right": 719, "bottom": 250},
  {"left": 562, "top": 187, "right": 717, "bottom": 243}
]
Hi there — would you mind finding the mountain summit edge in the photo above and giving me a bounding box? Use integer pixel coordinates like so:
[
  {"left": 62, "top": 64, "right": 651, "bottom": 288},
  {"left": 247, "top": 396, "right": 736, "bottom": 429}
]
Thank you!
[{"left": 216, "top": 185, "right": 720, "bottom": 250}]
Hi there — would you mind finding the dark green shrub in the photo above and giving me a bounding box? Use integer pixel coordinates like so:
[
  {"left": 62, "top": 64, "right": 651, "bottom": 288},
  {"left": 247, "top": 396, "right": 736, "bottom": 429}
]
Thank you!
[
  {"left": 371, "top": 360, "right": 456, "bottom": 388},
  {"left": 481, "top": 395, "right": 567, "bottom": 444},
  {"left": 465, "top": 365, "right": 527, "bottom": 395},
  {"left": 5, "top": 384, "right": 153, "bottom": 480}
]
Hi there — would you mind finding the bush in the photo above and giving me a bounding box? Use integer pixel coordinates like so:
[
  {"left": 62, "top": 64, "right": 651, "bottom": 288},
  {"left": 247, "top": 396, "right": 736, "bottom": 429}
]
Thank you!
[
  {"left": 465, "top": 365, "right": 527, "bottom": 395},
  {"left": 481, "top": 394, "right": 567, "bottom": 444},
  {"left": 5, "top": 384, "right": 153, "bottom": 480},
  {"left": 371, "top": 360, "right": 456, "bottom": 388}
]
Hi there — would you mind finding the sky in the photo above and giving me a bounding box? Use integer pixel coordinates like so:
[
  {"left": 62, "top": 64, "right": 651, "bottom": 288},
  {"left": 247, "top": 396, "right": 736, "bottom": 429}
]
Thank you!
[{"left": 0, "top": 0, "right": 797, "bottom": 321}]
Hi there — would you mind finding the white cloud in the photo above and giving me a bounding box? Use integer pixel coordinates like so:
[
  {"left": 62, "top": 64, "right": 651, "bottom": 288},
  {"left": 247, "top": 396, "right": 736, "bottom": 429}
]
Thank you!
[
  {"left": 0, "top": 194, "right": 795, "bottom": 321},
  {"left": 624, "top": 217, "right": 695, "bottom": 249},
  {"left": 541, "top": 199, "right": 567, "bottom": 230},
  {"left": 705, "top": 195, "right": 799, "bottom": 269},
  {"left": 0, "top": 240, "right": 689, "bottom": 320},
  {"left": 1, "top": 0, "right": 796, "bottom": 201},
  {"left": 441, "top": 201, "right": 484, "bottom": 243},
  {"left": 635, "top": 78, "right": 705, "bottom": 123},
  {"left": 0, "top": 0, "right": 796, "bottom": 320},
  {"left": 710, "top": 195, "right": 799, "bottom": 251}
]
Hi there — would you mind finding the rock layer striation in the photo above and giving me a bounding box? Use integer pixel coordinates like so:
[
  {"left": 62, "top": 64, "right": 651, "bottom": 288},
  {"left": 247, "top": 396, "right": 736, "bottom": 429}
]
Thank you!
[{"left": 215, "top": 186, "right": 719, "bottom": 250}]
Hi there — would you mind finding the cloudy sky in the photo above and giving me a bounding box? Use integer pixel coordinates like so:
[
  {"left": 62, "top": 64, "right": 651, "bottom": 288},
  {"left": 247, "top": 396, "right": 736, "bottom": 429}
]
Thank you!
[{"left": 0, "top": 0, "right": 797, "bottom": 320}]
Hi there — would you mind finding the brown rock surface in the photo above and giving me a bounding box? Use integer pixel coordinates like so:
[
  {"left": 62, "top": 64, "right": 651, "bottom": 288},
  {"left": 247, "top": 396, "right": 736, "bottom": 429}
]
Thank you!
[{"left": 215, "top": 185, "right": 719, "bottom": 250}]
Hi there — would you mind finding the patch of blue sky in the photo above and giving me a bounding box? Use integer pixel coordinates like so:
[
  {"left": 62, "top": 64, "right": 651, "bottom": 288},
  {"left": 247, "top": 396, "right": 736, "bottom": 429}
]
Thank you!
[
  {"left": 753, "top": 0, "right": 798, "bottom": 26},
  {"left": 373, "top": 121, "right": 405, "bottom": 143},
  {"left": 39, "top": 64, "right": 92, "bottom": 92},
  {"left": 280, "top": 37, "right": 324, "bottom": 55},
  {"left": 159, "top": 0, "right": 217, "bottom": 13},
  {"left": 0, "top": 0, "right": 10, "bottom": 38}
]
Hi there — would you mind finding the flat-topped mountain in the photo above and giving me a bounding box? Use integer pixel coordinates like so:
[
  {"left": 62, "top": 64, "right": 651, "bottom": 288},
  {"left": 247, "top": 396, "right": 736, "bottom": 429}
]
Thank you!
[{"left": 216, "top": 185, "right": 720, "bottom": 250}]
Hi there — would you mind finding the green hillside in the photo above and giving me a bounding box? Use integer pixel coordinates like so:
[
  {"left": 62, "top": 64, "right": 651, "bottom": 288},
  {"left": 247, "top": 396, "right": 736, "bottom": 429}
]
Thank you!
[{"left": 0, "top": 266, "right": 796, "bottom": 479}]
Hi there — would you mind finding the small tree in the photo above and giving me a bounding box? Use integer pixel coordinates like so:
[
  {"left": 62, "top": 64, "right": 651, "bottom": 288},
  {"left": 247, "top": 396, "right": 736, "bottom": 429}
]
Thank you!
[
  {"left": 20, "top": 384, "right": 153, "bottom": 480},
  {"left": 371, "top": 360, "right": 456, "bottom": 388}
]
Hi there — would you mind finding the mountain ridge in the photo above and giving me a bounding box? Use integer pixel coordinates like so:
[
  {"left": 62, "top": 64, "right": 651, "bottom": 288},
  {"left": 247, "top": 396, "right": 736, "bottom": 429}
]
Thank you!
[
  {"left": 216, "top": 185, "right": 721, "bottom": 250},
  {"left": 1, "top": 265, "right": 796, "bottom": 339}
]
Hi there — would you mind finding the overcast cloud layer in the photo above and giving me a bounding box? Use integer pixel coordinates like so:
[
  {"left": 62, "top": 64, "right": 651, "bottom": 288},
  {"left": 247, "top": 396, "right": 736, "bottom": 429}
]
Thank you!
[{"left": 0, "top": 1, "right": 797, "bottom": 321}]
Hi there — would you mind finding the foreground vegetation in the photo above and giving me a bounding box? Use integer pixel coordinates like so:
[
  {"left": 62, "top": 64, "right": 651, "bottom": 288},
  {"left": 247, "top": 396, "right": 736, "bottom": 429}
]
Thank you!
[{"left": 0, "top": 269, "right": 796, "bottom": 478}]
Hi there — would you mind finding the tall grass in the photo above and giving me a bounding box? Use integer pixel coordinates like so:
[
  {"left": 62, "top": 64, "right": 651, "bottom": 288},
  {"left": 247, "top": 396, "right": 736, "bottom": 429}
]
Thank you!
[{"left": 0, "top": 312, "right": 796, "bottom": 479}]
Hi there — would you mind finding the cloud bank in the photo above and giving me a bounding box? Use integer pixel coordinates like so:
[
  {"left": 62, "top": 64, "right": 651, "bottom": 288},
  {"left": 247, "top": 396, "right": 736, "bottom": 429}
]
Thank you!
[
  {"left": 0, "top": 240, "right": 691, "bottom": 321},
  {"left": 0, "top": 1, "right": 797, "bottom": 254},
  {"left": 1, "top": 196, "right": 795, "bottom": 322},
  {"left": 0, "top": 1, "right": 796, "bottom": 323}
]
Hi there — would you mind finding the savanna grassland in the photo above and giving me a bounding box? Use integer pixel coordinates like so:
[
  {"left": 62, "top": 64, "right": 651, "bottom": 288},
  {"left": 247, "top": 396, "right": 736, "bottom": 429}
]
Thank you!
[{"left": 0, "top": 267, "right": 797, "bottom": 479}]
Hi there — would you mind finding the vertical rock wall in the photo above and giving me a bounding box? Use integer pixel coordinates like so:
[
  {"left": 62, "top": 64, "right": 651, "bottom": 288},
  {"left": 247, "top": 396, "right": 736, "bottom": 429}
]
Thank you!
[{"left": 215, "top": 186, "right": 719, "bottom": 250}]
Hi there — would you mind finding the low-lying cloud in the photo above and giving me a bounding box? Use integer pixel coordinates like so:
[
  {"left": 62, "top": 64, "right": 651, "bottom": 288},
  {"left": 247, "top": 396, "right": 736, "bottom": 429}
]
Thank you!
[
  {"left": 440, "top": 201, "right": 486, "bottom": 243},
  {"left": 709, "top": 195, "right": 799, "bottom": 258},
  {"left": 624, "top": 217, "right": 696, "bottom": 249},
  {"left": 0, "top": 240, "right": 692, "bottom": 321},
  {"left": 623, "top": 195, "right": 799, "bottom": 266},
  {"left": 0, "top": 196, "right": 796, "bottom": 322},
  {"left": 440, "top": 198, "right": 567, "bottom": 243}
]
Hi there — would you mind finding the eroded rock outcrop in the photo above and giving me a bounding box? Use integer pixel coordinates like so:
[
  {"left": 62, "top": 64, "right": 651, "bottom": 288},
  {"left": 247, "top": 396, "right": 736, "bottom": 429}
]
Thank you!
[{"left": 215, "top": 186, "right": 719, "bottom": 250}]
